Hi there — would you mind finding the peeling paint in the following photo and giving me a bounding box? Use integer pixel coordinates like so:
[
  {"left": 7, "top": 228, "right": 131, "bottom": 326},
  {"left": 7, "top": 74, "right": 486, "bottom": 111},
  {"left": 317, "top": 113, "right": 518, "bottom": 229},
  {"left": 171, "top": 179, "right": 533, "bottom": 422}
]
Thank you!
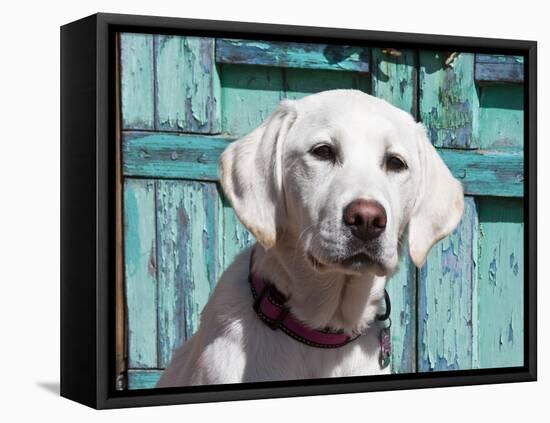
[
  {"left": 155, "top": 180, "right": 222, "bottom": 367},
  {"left": 488, "top": 254, "right": 497, "bottom": 285},
  {"left": 148, "top": 242, "right": 157, "bottom": 277},
  {"left": 508, "top": 316, "right": 514, "bottom": 344},
  {"left": 478, "top": 197, "right": 524, "bottom": 368},
  {"left": 245, "top": 41, "right": 271, "bottom": 50},
  {"left": 419, "top": 52, "right": 477, "bottom": 148},
  {"left": 155, "top": 35, "right": 217, "bottom": 133},
  {"left": 510, "top": 252, "right": 519, "bottom": 276},
  {"left": 418, "top": 197, "right": 476, "bottom": 372},
  {"left": 217, "top": 39, "right": 370, "bottom": 73},
  {"left": 372, "top": 48, "right": 417, "bottom": 116},
  {"left": 120, "top": 33, "right": 155, "bottom": 130}
]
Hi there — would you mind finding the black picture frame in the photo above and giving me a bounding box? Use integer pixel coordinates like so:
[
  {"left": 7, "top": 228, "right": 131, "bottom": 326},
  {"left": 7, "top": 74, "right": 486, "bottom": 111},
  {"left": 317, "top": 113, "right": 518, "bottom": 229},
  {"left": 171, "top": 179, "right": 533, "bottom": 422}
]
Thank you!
[{"left": 60, "top": 12, "right": 537, "bottom": 409}]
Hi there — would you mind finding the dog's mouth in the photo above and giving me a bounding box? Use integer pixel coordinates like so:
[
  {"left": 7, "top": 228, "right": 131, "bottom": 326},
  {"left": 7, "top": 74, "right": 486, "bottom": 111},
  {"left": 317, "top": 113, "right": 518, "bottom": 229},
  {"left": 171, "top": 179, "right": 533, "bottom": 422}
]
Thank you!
[{"left": 307, "top": 251, "right": 387, "bottom": 275}]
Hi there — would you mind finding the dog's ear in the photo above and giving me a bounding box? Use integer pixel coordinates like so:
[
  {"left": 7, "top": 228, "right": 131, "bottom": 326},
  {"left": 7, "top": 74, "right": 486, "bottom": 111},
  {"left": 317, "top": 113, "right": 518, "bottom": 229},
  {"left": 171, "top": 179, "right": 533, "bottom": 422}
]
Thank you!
[
  {"left": 219, "top": 100, "right": 297, "bottom": 249},
  {"left": 408, "top": 123, "right": 464, "bottom": 268}
]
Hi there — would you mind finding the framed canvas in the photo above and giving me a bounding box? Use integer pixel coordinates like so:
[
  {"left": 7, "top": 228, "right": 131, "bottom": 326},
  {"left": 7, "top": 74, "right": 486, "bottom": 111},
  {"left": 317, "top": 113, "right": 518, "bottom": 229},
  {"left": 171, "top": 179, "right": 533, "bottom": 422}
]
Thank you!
[{"left": 60, "top": 13, "right": 537, "bottom": 409}]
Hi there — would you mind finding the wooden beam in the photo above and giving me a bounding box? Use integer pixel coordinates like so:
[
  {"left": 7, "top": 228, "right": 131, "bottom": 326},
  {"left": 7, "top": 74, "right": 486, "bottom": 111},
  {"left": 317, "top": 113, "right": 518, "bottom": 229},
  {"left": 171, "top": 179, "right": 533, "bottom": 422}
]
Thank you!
[
  {"left": 216, "top": 38, "right": 370, "bottom": 73},
  {"left": 122, "top": 132, "right": 230, "bottom": 181},
  {"left": 475, "top": 54, "right": 524, "bottom": 84},
  {"left": 438, "top": 148, "right": 523, "bottom": 197},
  {"left": 122, "top": 132, "right": 524, "bottom": 197}
]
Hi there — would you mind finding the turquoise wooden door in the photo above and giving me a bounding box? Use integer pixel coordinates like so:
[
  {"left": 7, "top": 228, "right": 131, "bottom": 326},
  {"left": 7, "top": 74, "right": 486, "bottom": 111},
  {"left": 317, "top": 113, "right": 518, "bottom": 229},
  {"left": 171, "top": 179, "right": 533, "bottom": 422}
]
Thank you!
[{"left": 118, "top": 33, "right": 524, "bottom": 389}]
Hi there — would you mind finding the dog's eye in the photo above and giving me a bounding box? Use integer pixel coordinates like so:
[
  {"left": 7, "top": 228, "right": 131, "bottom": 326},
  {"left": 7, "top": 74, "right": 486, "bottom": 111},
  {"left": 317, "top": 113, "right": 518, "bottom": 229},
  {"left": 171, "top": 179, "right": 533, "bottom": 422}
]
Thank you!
[
  {"left": 311, "top": 144, "right": 336, "bottom": 162},
  {"left": 386, "top": 155, "right": 407, "bottom": 172}
]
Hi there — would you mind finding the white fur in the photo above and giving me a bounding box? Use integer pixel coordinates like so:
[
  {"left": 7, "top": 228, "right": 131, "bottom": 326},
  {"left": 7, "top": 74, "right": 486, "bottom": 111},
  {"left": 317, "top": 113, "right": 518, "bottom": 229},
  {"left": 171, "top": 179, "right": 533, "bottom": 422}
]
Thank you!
[{"left": 157, "top": 89, "right": 464, "bottom": 387}]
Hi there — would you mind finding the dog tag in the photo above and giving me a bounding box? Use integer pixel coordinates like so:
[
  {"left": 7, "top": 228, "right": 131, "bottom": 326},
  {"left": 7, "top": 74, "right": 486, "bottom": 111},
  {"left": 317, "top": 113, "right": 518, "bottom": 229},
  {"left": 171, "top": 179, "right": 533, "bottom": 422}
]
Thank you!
[{"left": 379, "top": 327, "right": 391, "bottom": 369}]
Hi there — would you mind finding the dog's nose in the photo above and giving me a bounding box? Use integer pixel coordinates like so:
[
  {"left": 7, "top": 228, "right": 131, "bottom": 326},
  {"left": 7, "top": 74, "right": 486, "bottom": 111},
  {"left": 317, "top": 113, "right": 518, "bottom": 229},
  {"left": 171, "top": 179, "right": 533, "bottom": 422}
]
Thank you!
[{"left": 343, "top": 199, "right": 387, "bottom": 241}]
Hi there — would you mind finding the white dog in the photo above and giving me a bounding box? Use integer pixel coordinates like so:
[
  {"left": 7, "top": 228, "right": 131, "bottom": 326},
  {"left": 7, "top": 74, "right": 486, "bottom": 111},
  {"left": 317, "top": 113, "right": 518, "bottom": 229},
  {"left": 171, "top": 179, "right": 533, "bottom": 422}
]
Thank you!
[{"left": 157, "top": 89, "right": 464, "bottom": 387}]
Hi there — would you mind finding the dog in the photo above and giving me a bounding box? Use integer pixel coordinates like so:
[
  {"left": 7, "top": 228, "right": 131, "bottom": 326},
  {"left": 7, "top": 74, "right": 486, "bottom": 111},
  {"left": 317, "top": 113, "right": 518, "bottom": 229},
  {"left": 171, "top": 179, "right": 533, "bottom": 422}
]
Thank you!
[{"left": 156, "top": 89, "right": 464, "bottom": 387}]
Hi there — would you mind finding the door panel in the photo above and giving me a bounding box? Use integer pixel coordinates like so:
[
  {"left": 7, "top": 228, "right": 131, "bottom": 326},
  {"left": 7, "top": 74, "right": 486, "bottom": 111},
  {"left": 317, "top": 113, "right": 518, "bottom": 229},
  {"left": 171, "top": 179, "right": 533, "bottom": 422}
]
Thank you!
[
  {"left": 156, "top": 180, "right": 222, "bottom": 367},
  {"left": 419, "top": 52, "right": 478, "bottom": 149},
  {"left": 123, "top": 179, "right": 158, "bottom": 369},
  {"left": 120, "top": 33, "right": 155, "bottom": 130},
  {"left": 418, "top": 198, "right": 478, "bottom": 371},
  {"left": 154, "top": 35, "right": 220, "bottom": 133},
  {"left": 371, "top": 48, "right": 417, "bottom": 117},
  {"left": 477, "top": 197, "right": 524, "bottom": 368}
]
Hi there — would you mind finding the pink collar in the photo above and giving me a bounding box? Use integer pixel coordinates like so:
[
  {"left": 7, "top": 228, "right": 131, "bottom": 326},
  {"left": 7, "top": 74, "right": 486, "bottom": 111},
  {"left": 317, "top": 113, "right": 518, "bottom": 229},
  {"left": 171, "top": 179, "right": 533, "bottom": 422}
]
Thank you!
[{"left": 248, "top": 249, "right": 391, "bottom": 349}]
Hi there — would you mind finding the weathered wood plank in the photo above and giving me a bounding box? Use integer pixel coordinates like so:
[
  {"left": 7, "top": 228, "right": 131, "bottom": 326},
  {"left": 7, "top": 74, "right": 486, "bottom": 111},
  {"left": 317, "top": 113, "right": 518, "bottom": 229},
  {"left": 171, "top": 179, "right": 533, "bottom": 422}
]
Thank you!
[
  {"left": 122, "top": 132, "right": 230, "bottom": 181},
  {"left": 284, "top": 68, "right": 370, "bottom": 100},
  {"left": 123, "top": 179, "right": 158, "bottom": 368},
  {"left": 127, "top": 370, "right": 163, "bottom": 390},
  {"left": 478, "top": 85, "right": 524, "bottom": 149},
  {"left": 418, "top": 197, "right": 477, "bottom": 371},
  {"left": 419, "top": 52, "right": 478, "bottom": 149},
  {"left": 155, "top": 36, "right": 219, "bottom": 133},
  {"left": 438, "top": 148, "right": 523, "bottom": 197},
  {"left": 476, "top": 54, "right": 525, "bottom": 64},
  {"left": 122, "top": 132, "right": 524, "bottom": 197},
  {"left": 120, "top": 33, "right": 155, "bottom": 130},
  {"left": 156, "top": 180, "right": 222, "bottom": 367},
  {"left": 220, "top": 64, "right": 285, "bottom": 136},
  {"left": 475, "top": 54, "right": 524, "bottom": 84},
  {"left": 371, "top": 48, "right": 417, "bottom": 117},
  {"left": 386, "top": 251, "right": 416, "bottom": 373},
  {"left": 477, "top": 198, "right": 524, "bottom": 368},
  {"left": 216, "top": 39, "right": 370, "bottom": 73}
]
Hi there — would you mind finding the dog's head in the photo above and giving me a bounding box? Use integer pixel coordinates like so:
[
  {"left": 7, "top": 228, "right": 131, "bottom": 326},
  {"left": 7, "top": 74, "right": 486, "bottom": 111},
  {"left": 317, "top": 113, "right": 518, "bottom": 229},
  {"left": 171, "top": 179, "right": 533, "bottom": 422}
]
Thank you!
[{"left": 219, "top": 90, "right": 464, "bottom": 276}]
